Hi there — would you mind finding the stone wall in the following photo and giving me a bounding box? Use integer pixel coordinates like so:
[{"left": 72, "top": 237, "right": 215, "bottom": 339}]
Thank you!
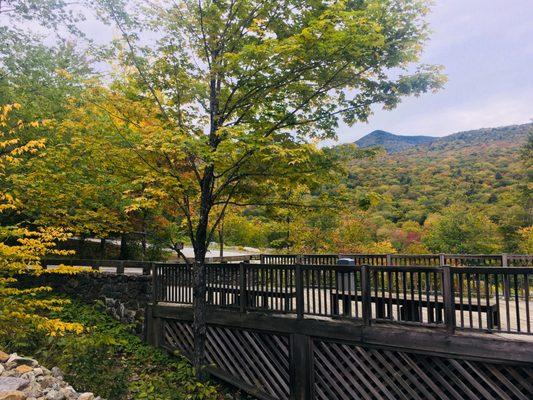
[{"left": 15, "top": 272, "right": 152, "bottom": 336}]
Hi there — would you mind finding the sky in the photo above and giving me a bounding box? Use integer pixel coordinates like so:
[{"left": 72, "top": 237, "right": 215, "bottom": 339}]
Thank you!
[
  {"left": 7, "top": 0, "right": 533, "bottom": 143},
  {"left": 335, "top": 0, "right": 533, "bottom": 143}
]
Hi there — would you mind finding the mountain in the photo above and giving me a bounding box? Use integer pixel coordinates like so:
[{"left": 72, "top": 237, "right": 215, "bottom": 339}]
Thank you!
[
  {"left": 355, "top": 124, "right": 533, "bottom": 154},
  {"left": 426, "top": 124, "right": 532, "bottom": 152},
  {"left": 341, "top": 123, "right": 532, "bottom": 251},
  {"left": 355, "top": 130, "right": 436, "bottom": 153}
]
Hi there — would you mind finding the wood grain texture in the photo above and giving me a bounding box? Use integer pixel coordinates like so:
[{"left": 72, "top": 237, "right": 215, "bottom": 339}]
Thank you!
[
  {"left": 313, "top": 339, "right": 533, "bottom": 400},
  {"left": 163, "top": 319, "right": 290, "bottom": 400}
]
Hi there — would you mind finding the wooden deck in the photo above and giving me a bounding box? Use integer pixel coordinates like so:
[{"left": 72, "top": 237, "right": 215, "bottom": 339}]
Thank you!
[{"left": 150, "top": 261, "right": 533, "bottom": 400}]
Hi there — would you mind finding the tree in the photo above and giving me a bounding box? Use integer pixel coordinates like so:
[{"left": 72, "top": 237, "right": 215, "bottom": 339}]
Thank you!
[
  {"left": 0, "top": 103, "right": 83, "bottom": 341},
  {"left": 422, "top": 206, "right": 503, "bottom": 254},
  {"left": 92, "top": 0, "right": 444, "bottom": 374},
  {"left": 517, "top": 226, "right": 533, "bottom": 254},
  {"left": 0, "top": 0, "right": 82, "bottom": 32},
  {"left": 330, "top": 211, "right": 396, "bottom": 254}
]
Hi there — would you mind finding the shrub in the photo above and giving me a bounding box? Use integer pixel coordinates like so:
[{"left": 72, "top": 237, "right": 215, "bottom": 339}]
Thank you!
[{"left": 0, "top": 300, "right": 225, "bottom": 400}]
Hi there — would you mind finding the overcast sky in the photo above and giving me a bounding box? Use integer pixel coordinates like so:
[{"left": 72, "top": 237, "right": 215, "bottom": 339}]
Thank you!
[
  {"left": 11, "top": 0, "right": 533, "bottom": 143},
  {"left": 335, "top": 0, "right": 533, "bottom": 143}
]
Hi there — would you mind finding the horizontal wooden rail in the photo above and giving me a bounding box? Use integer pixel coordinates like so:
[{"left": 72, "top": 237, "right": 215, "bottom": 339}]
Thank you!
[
  {"left": 259, "top": 253, "right": 533, "bottom": 267},
  {"left": 154, "top": 262, "right": 533, "bottom": 335},
  {"left": 41, "top": 254, "right": 256, "bottom": 274},
  {"left": 41, "top": 258, "right": 154, "bottom": 275}
]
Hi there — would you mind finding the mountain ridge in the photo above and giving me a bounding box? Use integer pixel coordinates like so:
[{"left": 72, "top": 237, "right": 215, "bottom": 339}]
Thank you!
[
  {"left": 355, "top": 130, "right": 435, "bottom": 153},
  {"left": 355, "top": 123, "right": 533, "bottom": 153}
]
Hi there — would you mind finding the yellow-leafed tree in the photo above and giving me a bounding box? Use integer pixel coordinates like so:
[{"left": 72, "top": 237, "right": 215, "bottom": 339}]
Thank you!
[{"left": 0, "top": 103, "right": 83, "bottom": 340}]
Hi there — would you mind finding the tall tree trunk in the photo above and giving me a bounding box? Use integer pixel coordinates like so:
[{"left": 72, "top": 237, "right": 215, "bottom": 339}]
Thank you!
[
  {"left": 286, "top": 215, "right": 291, "bottom": 253},
  {"left": 192, "top": 48, "right": 220, "bottom": 380},
  {"left": 141, "top": 214, "right": 147, "bottom": 260},
  {"left": 78, "top": 234, "right": 86, "bottom": 258},
  {"left": 120, "top": 233, "right": 128, "bottom": 260},
  {"left": 219, "top": 224, "right": 224, "bottom": 260},
  {"left": 192, "top": 246, "right": 208, "bottom": 381},
  {"left": 141, "top": 233, "right": 147, "bottom": 260},
  {"left": 192, "top": 165, "right": 214, "bottom": 381},
  {"left": 99, "top": 238, "right": 106, "bottom": 259}
]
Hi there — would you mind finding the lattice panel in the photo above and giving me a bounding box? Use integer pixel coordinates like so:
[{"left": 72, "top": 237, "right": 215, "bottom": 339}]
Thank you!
[
  {"left": 163, "top": 320, "right": 290, "bottom": 400},
  {"left": 163, "top": 320, "right": 194, "bottom": 355},
  {"left": 313, "top": 340, "right": 533, "bottom": 400}
]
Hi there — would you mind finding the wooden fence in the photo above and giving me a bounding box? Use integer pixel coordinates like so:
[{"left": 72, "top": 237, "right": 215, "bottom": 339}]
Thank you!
[
  {"left": 41, "top": 254, "right": 255, "bottom": 274},
  {"left": 147, "top": 257, "right": 533, "bottom": 399},
  {"left": 259, "top": 253, "right": 533, "bottom": 267},
  {"left": 154, "top": 262, "right": 533, "bottom": 335},
  {"left": 149, "top": 303, "right": 533, "bottom": 400},
  {"left": 42, "top": 258, "right": 155, "bottom": 274}
]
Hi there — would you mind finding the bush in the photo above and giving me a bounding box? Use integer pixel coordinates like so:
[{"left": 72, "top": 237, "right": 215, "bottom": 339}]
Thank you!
[{"left": 0, "top": 300, "right": 225, "bottom": 400}]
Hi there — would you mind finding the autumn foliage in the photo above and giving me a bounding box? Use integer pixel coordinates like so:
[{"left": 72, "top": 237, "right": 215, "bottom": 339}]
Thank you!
[{"left": 0, "top": 104, "right": 83, "bottom": 339}]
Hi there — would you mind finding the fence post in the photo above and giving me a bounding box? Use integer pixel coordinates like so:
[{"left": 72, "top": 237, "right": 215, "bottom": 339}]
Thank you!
[
  {"left": 290, "top": 333, "right": 313, "bottom": 400},
  {"left": 386, "top": 254, "right": 392, "bottom": 266},
  {"left": 502, "top": 253, "right": 510, "bottom": 300},
  {"left": 116, "top": 260, "right": 125, "bottom": 275},
  {"left": 152, "top": 263, "right": 159, "bottom": 304},
  {"left": 442, "top": 265, "right": 455, "bottom": 334},
  {"left": 144, "top": 303, "right": 162, "bottom": 347},
  {"left": 439, "top": 253, "right": 445, "bottom": 266},
  {"left": 142, "top": 262, "right": 152, "bottom": 276},
  {"left": 361, "top": 265, "right": 371, "bottom": 326},
  {"left": 295, "top": 263, "right": 304, "bottom": 319},
  {"left": 239, "top": 261, "right": 247, "bottom": 313}
]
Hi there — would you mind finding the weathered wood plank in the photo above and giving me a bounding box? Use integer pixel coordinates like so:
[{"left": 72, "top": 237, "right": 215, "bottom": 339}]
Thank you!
[{"left": 152, "top": 304, "right": 533, "bottom": 365}]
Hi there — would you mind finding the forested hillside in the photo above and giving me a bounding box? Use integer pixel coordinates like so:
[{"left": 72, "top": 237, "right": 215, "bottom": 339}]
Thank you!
[
  {"left": 342, "top": 123, "right": 532, "bottom": 252},
  {"left": 223, "top": 123, "right": 532, "bottom": 254}
]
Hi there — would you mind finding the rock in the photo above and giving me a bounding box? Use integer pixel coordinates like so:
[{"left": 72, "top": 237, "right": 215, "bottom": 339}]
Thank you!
[
  {"left": 15, "top": 365, "right": 33, "bottom": 374},
  {"left": 20, "top": 371, "right": 35, "bottom": 383},
  {"left": 60, "top": 386, "right": 77, "bottom": 400},
  {"left": 6, "top": 355, "right": 37, "bottom": 368},
  {"left": 0, "top": 391, "right": 26, "bottom": 400},
  {"left": 45, "top": 390, "right": 64, "bottom": 400},
  {"left": 0, "top": 351, "right": 9, "bottom": 363},
  {"left": 1, "top": 356, "right": 102, "bottom": 400},
  {"left": 0, "top": 377, "right": 29, "bottom": 392},
  {"left": 49, "top": 368, "right": 62, "bottom": 379},
  {"left": 24, "top": 381, "right": 41, "bottom": 397},
  {"left": 2, "top": 370, "right": 20, "bottom": 378},
  {"left": 39, "top": 376, "right": 55, "bottom": 389}
]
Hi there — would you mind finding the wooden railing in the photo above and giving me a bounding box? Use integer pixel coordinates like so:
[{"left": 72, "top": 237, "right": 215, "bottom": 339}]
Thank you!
[
  {"left": 42, "top": 258, "right": 155, "bottom": 275},
  {"left": 41, "top": 254, "right": 256, "bottom": 275},
  {"left": 260, "top": 253, "right": 533, "bottom": 267},
  {"left": 154, "top": 262, "right": 533, "bottom": 335}
]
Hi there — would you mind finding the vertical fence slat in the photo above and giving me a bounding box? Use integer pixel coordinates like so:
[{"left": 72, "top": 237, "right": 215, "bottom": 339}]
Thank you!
[
  {"left": 443, "top": 265, "right": 455, "bottom": 334},
  {"left": 361, "top": 265, "right": 371, "bottom": 325}
]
